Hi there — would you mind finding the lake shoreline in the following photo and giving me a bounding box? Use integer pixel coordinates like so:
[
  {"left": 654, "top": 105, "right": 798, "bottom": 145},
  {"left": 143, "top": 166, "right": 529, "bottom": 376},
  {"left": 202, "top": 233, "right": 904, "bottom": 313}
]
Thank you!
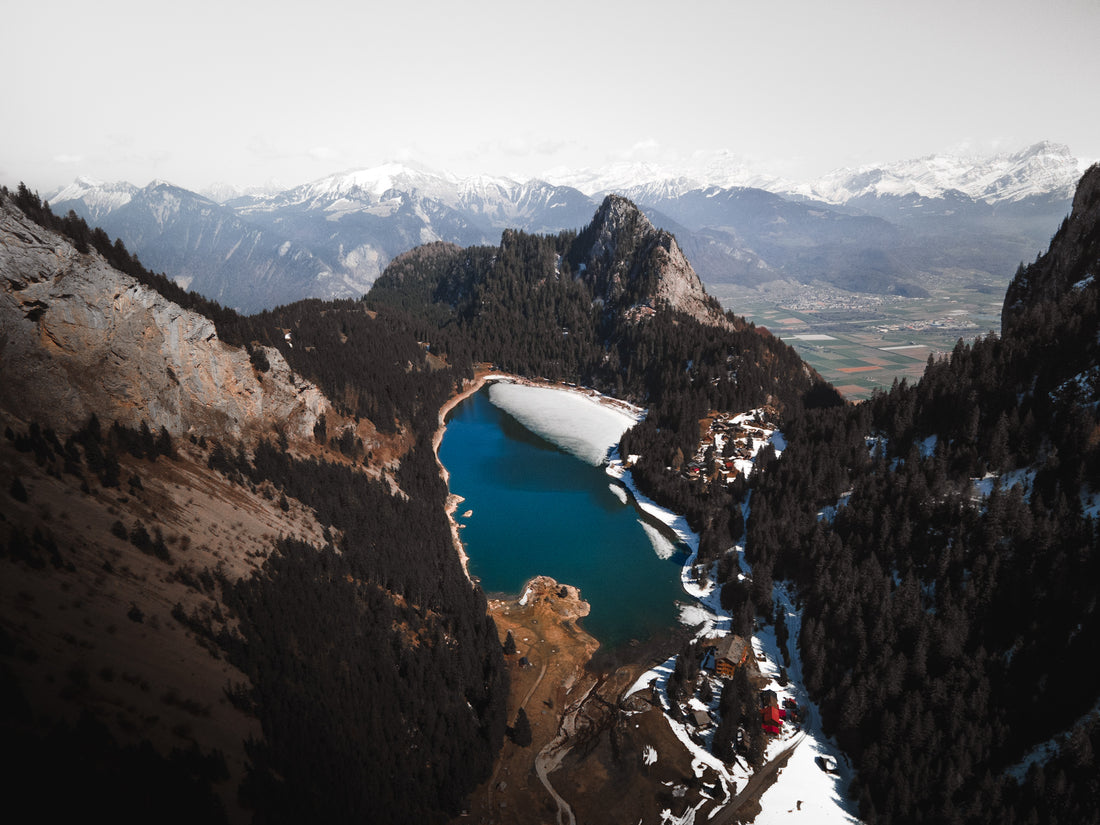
[{"left": 433, "top": 367, "right": 645, "bottom": 585}]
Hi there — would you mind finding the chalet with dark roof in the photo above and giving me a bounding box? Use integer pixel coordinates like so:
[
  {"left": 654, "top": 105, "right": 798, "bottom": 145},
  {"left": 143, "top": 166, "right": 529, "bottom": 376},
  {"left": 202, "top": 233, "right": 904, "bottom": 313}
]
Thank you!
[{"left": 713, "top": 635, "right": 750, "bottom": 678}]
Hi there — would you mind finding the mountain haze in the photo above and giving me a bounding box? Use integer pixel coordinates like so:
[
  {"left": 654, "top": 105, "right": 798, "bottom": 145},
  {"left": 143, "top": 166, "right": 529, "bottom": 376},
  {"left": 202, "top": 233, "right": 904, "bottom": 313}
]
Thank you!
[{"left": 46, "top": 143, "right": 1078, "bottom": 313}]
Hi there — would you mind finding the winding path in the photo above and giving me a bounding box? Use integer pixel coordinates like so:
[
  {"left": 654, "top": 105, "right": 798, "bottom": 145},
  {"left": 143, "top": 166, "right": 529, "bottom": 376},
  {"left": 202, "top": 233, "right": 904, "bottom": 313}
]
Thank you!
[
  {"left": 707, "top": 735, "right": 805, "bottom": 825},
  {"left": 520, "top": 661, "right": 548, "bottom": 711}
]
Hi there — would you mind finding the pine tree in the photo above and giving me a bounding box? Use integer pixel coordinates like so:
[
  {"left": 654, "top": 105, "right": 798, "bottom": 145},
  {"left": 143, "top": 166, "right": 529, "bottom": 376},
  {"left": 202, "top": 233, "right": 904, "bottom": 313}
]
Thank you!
[
  {"left": 511, "top": 707, "right": 532, "bottom": 747},
  {"left": 775, "top": 600, "right": 790, "bottom": 667}
]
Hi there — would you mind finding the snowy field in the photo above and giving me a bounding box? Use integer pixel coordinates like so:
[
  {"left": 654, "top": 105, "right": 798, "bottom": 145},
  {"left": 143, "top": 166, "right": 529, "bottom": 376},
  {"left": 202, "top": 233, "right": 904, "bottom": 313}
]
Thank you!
[{"left": 487, "top": 381, "right": 642, "bottom": 466}]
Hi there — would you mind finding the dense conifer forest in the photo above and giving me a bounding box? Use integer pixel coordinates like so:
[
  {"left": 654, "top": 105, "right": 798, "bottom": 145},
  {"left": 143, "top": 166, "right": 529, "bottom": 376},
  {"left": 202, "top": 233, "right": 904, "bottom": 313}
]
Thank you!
[
  {"left": 3, "top": 185, "right": 508, "bottom": 824},
  {"left": 6, "top": 176, "right": 1099, "bottom": 823},
  {"left": 737, "top": 168, "right": 1100, "bottom": 824},
  {"left": 366, "top": 213, "right": 840, "bottom": 562}
]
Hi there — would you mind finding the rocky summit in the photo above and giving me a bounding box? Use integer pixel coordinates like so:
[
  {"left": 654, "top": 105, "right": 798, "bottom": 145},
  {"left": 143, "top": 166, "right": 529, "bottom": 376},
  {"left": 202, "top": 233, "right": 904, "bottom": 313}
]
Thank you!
[{"left": 575, "top": 194, "right": 727, "bottom": 327}]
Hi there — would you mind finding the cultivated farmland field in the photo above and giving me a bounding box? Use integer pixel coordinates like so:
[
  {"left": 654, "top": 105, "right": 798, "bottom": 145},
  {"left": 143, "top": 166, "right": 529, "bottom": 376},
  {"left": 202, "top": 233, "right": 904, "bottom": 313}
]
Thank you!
[{"left": 712, "top": 273, "right": 1006, "bottom": 401}]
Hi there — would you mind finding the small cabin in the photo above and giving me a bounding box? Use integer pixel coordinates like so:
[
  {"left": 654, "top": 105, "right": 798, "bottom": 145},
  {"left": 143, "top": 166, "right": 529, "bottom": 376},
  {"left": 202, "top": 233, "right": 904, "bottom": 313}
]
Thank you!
[{"left": 691, "top": 709, "right": 711, "bottom": 730}]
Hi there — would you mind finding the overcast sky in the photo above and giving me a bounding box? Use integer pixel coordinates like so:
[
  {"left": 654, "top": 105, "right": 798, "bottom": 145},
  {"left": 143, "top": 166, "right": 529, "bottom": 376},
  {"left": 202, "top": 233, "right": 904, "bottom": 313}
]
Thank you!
[{"left": 6, "top": 0, "right": 1099, "bottom": 193}]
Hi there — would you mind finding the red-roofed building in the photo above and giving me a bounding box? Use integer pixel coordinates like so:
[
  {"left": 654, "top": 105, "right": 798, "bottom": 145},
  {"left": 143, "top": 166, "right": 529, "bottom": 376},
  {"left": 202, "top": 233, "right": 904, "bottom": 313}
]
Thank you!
[{"left": 762, "top": 704, "right": 783, "bottom": 735}]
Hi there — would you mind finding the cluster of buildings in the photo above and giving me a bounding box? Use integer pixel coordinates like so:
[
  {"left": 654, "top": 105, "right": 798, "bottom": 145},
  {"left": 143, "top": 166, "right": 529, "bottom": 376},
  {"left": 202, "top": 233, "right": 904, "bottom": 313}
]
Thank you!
[
  {"left": 682, "top": 409, "right": 779, "bottom": 485},
  {"left": 686, "top": 635, "right": 800, "bottom": 739}
]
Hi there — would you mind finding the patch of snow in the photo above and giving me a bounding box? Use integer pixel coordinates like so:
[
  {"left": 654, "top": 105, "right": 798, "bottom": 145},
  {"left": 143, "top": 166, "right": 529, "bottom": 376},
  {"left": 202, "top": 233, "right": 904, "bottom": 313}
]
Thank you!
[
  {"left": 867, "top": 435, "right": 887, "bottom": 458},
  {"left": 1006, "top": 696, "right": 1100, "bottom": 782},
  {"left": 919, "top": 435, "right": 938, "bottom": 458},
  {"left": 677, "top": 602, "right": 712, "bottom": 628},
  {"left": 643, "top": 745, "right": 658, "bottom": 766},
  {"left": 971, "top": 468, "right": 1036, "bottom": 501},
  {"left": 818, "top": 491, "right": 852, "bottom": 523},
  {"left": 770, "top": 431, "right": 787, "bottom": 454},
  {"left": 1052, "top": 366, "right": 1100, "bottom": 406},
  {"left": 638, "top": 519, "right": 679, "bottom": 561},
  {"left": 487, "top": 381, "right": 642, "bottom": 466},
  {"left": 608, "top": 483, "right": 628, "bottom": 504},
  {"left": 972, "top": 473, "right": 998, "bottom": 499},
  {"left": 1083, "top": 488, "right": 1100, "bottom": 519}
]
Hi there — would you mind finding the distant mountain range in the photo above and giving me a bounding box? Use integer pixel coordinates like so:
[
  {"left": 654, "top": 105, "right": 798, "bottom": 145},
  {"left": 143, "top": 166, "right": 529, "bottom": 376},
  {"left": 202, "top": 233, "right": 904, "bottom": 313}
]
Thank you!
[{"left": 47, "top": 142, "right": 1083, "bottom": 313}]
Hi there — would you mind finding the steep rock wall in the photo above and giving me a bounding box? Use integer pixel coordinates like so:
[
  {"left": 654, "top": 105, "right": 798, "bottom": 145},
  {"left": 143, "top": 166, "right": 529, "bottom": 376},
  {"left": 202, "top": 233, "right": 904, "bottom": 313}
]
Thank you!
[
  {"left": 579, "top": 194, "right": 728, "bottom": 328},
  {"left": 0, "top": 198, "right": 327, "bottom": 439}
]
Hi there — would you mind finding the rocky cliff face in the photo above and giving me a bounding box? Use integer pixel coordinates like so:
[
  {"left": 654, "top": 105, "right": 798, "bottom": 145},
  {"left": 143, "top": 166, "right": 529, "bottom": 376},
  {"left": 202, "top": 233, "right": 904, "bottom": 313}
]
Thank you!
[
  {"left": 1002, "top": 163, "right": 1100, "bottom": 333},
  {"left": 577, "top": 195, "right": 728, "bottom": 327},
  {"left": 0, "top": 196, "right": 327, "bottom": 440}
]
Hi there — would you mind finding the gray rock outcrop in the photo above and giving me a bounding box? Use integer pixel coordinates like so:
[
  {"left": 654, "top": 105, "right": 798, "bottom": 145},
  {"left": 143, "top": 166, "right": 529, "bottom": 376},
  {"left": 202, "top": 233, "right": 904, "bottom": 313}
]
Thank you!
[
  {"left": 0, "top": 197, "right": 327, "bottom": 440},
  {"left": 577, "top": 195, "right": 728, "bottom": 328}
]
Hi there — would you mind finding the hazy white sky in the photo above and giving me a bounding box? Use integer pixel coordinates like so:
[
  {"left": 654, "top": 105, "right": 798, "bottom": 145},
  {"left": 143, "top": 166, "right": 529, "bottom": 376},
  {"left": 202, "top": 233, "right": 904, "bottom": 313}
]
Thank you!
[{"left": 6, "top": 0, "right": 1099, "bottom": 193}]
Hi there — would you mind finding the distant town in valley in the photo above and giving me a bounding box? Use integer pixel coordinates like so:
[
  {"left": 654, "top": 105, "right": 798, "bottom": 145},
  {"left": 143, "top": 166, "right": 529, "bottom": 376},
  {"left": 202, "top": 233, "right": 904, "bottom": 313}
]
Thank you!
[{"left": 716, "top": 274, "right": 1006, "bottom": 399}]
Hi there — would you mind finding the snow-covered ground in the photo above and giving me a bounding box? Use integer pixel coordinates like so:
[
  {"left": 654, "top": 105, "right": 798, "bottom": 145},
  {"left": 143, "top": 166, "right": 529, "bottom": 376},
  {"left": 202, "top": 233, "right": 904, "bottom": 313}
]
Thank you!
[
  {"left": 486, "top": 381, "right": 642, "bottom": 466},
  {"left": 610, "top": 417, "right": 859, "bottom": 825},
  {"left": 752, "top": 585, "right": 860, "bottom": 825}
]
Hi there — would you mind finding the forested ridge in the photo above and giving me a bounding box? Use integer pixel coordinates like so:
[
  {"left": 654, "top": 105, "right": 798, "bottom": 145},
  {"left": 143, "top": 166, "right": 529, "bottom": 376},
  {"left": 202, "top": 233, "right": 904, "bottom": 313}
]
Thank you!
[
  {"left": 2, "top": 185, "right": 507, "bottom": 824},
  {"left": 737, "top": 167, "right": 1100, "bottom": 825},
  {"left": 7, "top": 174, "right": 1100, "bottom": 823},
  {"left": 367, "top": 199, "right": 840, "bottom": 560},
  {"left": 211, "top": 441, "right": 508, "bottom": 823}
]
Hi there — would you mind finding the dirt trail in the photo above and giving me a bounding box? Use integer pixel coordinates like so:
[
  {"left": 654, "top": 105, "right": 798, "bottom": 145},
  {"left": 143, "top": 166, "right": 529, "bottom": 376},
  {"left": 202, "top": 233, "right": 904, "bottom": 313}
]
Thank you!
[
  {"left": 533, "top": 676, "right": 604, "bottom": 825},
  {"left": 707, "top": 735, "right": 805, "bottom": 825},
  {"left": 520, "top": 662, "right": 549, "bottom": 711},
  {"left": 457, "top": 577, "right": 599, "bottom": 825}
]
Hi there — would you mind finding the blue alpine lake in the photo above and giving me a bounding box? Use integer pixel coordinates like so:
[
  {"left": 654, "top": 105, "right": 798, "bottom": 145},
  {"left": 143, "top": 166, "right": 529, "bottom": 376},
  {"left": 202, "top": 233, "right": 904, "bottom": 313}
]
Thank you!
[{"left": 439, "top": 386, "right": 690, "bottom": 649}]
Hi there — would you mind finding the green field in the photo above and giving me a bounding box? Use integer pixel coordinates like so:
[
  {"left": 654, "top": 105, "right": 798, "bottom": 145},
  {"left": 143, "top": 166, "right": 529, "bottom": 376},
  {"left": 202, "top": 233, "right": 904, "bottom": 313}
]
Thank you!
[{"left": 714, "top": 279, "right": 1007, "bottom": 401}]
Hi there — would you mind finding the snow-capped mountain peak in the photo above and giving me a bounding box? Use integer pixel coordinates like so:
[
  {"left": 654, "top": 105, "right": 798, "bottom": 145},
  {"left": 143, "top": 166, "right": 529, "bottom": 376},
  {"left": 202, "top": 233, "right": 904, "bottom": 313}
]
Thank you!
[
  {"left": 795, "top": 141, "right": 1082, "bottom": 205},
  {"left": 201, "top": 180, "right": 285, "bottom": 204},
  {"left": 307, "top": 163, "right": 459, "bottom": 201},
  {"left": 543, "top": 161, "right": 702, "bottom": 197},
  {"left": 47, "top": 176, "right": 138, "bottom": 220}
]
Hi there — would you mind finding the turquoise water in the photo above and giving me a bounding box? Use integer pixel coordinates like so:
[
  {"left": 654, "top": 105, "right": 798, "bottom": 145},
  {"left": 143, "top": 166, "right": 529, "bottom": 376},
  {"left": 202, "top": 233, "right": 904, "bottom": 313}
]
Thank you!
[{"left": 439, "top": 388, "right": 689, "bottom": 649}]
